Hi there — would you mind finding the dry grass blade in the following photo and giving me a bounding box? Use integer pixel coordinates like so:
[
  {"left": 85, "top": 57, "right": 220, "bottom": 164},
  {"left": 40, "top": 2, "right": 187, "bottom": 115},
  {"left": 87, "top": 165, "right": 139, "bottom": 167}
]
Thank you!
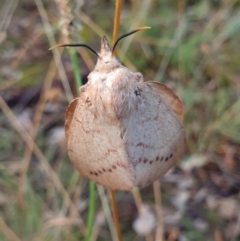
[
  {"left": 78, "top": 11, "right": 108, "bottom": 39},
  {"left": 34, "top": 0, "right": 73, "bottom": 103},
  {"left": 97, "top": 185, "right": 118, "bottom": 241},
  {"left": 0, "top": 79, "right": 19, "bottom": 91},
  {"left": 109, "top": 190, "right": 122, "bottom": 241},
  {"left": 10, "top": 29, "right": 45, "bottom": 68},
  {"left": 153, "top": 180, "right": 164, "bottom": 241},
  {"left": 0, "top": 96, "right": 86, "bottom": 234},
  {"left": 154, "top": 19, "right": 185, "bottom": 81},
  {"left": 43, "top": 217, "right": 83, "bottom": 230},
  {"left": 120, "top": 0, "right": 152, "bottom": 57},
  {"left": 112, "top": 0, "right": 122, "bottom": 55},
  {"left": 0, "top": 0, "right": 18, "bottom": 34},
  {"left": 20, "top": 57, "right": 59, "bottom": 191},
  {"left": 0, "top": 217, "right": 21, "bottom": 241},
  {"left": 19, "top": 56, "right": 63, "bottom": 240},
  {"left": 214, "top": 228, "right": 224, "bottom": 241},
  {"left": 132, "top": 188, "right": 154, "bottom": 241},
  {"left": 77, "top": 48, "right": 95, "bottom": 70},
  {"left": 188, "top": 0, "right": 238, "bottom": 83},
  {"left": 52, "top": 0, "right": 72, "bottom": 43},
  {"left": 230, "top": 214, "right": 240, "bottom": 241}
]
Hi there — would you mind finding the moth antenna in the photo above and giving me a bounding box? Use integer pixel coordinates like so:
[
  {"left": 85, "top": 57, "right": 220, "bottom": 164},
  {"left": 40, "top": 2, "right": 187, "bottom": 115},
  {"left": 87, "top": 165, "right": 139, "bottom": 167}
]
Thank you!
[
  {"left": 49, "top": 43, "right": 99, "bottom": 57},
  {"left": 112, "top": 26, "right": 151, "bottom": 55}
]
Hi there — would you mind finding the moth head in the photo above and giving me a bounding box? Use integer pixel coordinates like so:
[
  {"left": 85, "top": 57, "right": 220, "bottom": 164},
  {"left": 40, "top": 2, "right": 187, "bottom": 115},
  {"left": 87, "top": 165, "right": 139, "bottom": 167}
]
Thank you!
[
  {"left": 94, "top": 36, "right": 120, "bottom": 72},
  {"left": 49, "top": 26, "right": 150, "bottom": 73}
]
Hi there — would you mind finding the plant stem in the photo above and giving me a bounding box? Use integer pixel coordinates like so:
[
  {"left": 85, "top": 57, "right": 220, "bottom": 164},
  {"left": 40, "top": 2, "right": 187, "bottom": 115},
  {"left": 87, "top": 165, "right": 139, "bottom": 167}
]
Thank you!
[
  {"left": 68, "top": 48, "right": 95, "bottom": 241},
  {"left": 85, "top": 181, "right": 96, "bottom": 241},
  {"left": 68, "top": 48, "right": 82, "bottom": 94},
  {"left": 110, "top": 190, "right": 122, "bottom": 241},
  {"left": 109, "top": 1, "right": 123, "bottom": 241},
  {"left": 112, "top": 0, "right": 122, "bottom": 56},
  {"left": 153, "top": 180, "right": 164, "bottom": 241}
]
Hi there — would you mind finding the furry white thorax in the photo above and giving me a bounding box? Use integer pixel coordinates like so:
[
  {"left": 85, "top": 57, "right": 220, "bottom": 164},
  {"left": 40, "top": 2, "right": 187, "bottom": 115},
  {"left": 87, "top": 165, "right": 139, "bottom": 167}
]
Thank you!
[{"left": 82, "top": 53, "right": 144, "bottom": 121}]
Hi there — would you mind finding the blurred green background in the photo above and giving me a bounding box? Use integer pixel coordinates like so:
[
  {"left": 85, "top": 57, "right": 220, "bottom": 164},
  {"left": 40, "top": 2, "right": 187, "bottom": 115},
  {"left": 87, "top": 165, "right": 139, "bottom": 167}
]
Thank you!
[{"left": 1, "top": 0, "right": 240, "bottom": 240}]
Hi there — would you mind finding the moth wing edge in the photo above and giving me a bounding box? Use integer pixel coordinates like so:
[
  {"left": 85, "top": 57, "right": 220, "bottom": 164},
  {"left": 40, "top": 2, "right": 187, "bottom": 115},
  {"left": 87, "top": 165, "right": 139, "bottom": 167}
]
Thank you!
[
  {"left": 146, "top": 81, "right": 184, "bottom": 121},
  {"left": 65, "top": 98, "right": 80, "bottom": 140}
]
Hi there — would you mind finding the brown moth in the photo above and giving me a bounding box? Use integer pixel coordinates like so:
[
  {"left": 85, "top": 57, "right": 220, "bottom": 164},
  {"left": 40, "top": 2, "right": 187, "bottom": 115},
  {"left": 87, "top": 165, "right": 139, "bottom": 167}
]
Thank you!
[{"left": 54, "top": 28, "right": 185, "bottom": 190}]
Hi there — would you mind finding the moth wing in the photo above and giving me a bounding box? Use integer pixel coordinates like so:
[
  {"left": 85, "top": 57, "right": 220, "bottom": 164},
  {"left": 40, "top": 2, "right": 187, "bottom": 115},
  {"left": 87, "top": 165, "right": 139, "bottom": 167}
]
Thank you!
[
  {"left": 146, "top": 81, "right": 183, "bottom": 121},
  {"left": 65, "top": 97, "right": 135, "bottom": 191},
  {"left": 123, "top": 81, "right": 185, "bottom": 188},
  {"left": 65, "top": 98, "right": 79, "bottom": 140}
]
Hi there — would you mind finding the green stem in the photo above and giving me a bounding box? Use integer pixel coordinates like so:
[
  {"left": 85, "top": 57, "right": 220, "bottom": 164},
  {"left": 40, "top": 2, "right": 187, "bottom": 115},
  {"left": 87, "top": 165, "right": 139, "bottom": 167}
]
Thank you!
[
  {"left": 68, "top": 48, "right": 82, "bottom": 94},
  {"left": 85, "top": 181, "right": 95, "bottom": 241},
  {"left": 68, "top": 48, "right": 96, "bottom": 240}
]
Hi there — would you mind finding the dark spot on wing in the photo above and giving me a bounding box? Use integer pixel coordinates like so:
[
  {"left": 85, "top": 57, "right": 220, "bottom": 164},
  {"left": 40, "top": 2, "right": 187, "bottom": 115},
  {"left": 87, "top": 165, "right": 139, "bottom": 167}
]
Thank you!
[
  {"left": 94, "top": 172, "right": 98, "bottom": 176},
  {"left": 156, "top": 156, "right": 159, "bottom": 161},
  {"left": 90, "top": 171, "right": 93, "bottom": 175},
  {"left": 143, "top": 158, "right": 148, "bottom": 164},
  {"left": 102, "top": 168, "right": 106, "bottom": 172},
  {"left": 165, "top": 157, "right": 169, "bottom": 161},
  {"left": 112, "top": 165, "right": 117, "bottom": 169},
  {"left": 169, "top": 153, "right": 173, "bottom": 158},
  {"left": 134, "top": 88, "right": 142, "bottom": 96},
  {"left": 149, "top": 161, "right": 153, "bottom": 164},
  {"left": 108, "top": 169, "right": 112, "bottom": 172}
]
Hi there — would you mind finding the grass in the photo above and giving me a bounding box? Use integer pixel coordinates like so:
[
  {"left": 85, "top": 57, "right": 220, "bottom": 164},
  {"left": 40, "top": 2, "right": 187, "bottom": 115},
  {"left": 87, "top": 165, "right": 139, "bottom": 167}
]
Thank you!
[{"left": 0, "top": 0, "right": 240, "bottom": 240}]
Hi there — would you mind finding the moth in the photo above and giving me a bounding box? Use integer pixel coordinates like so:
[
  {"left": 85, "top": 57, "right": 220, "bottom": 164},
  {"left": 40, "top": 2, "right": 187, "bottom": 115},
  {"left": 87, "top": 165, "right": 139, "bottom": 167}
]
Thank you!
[{"left": 51, "top": 27, "right": 185, "bottom": 190}]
